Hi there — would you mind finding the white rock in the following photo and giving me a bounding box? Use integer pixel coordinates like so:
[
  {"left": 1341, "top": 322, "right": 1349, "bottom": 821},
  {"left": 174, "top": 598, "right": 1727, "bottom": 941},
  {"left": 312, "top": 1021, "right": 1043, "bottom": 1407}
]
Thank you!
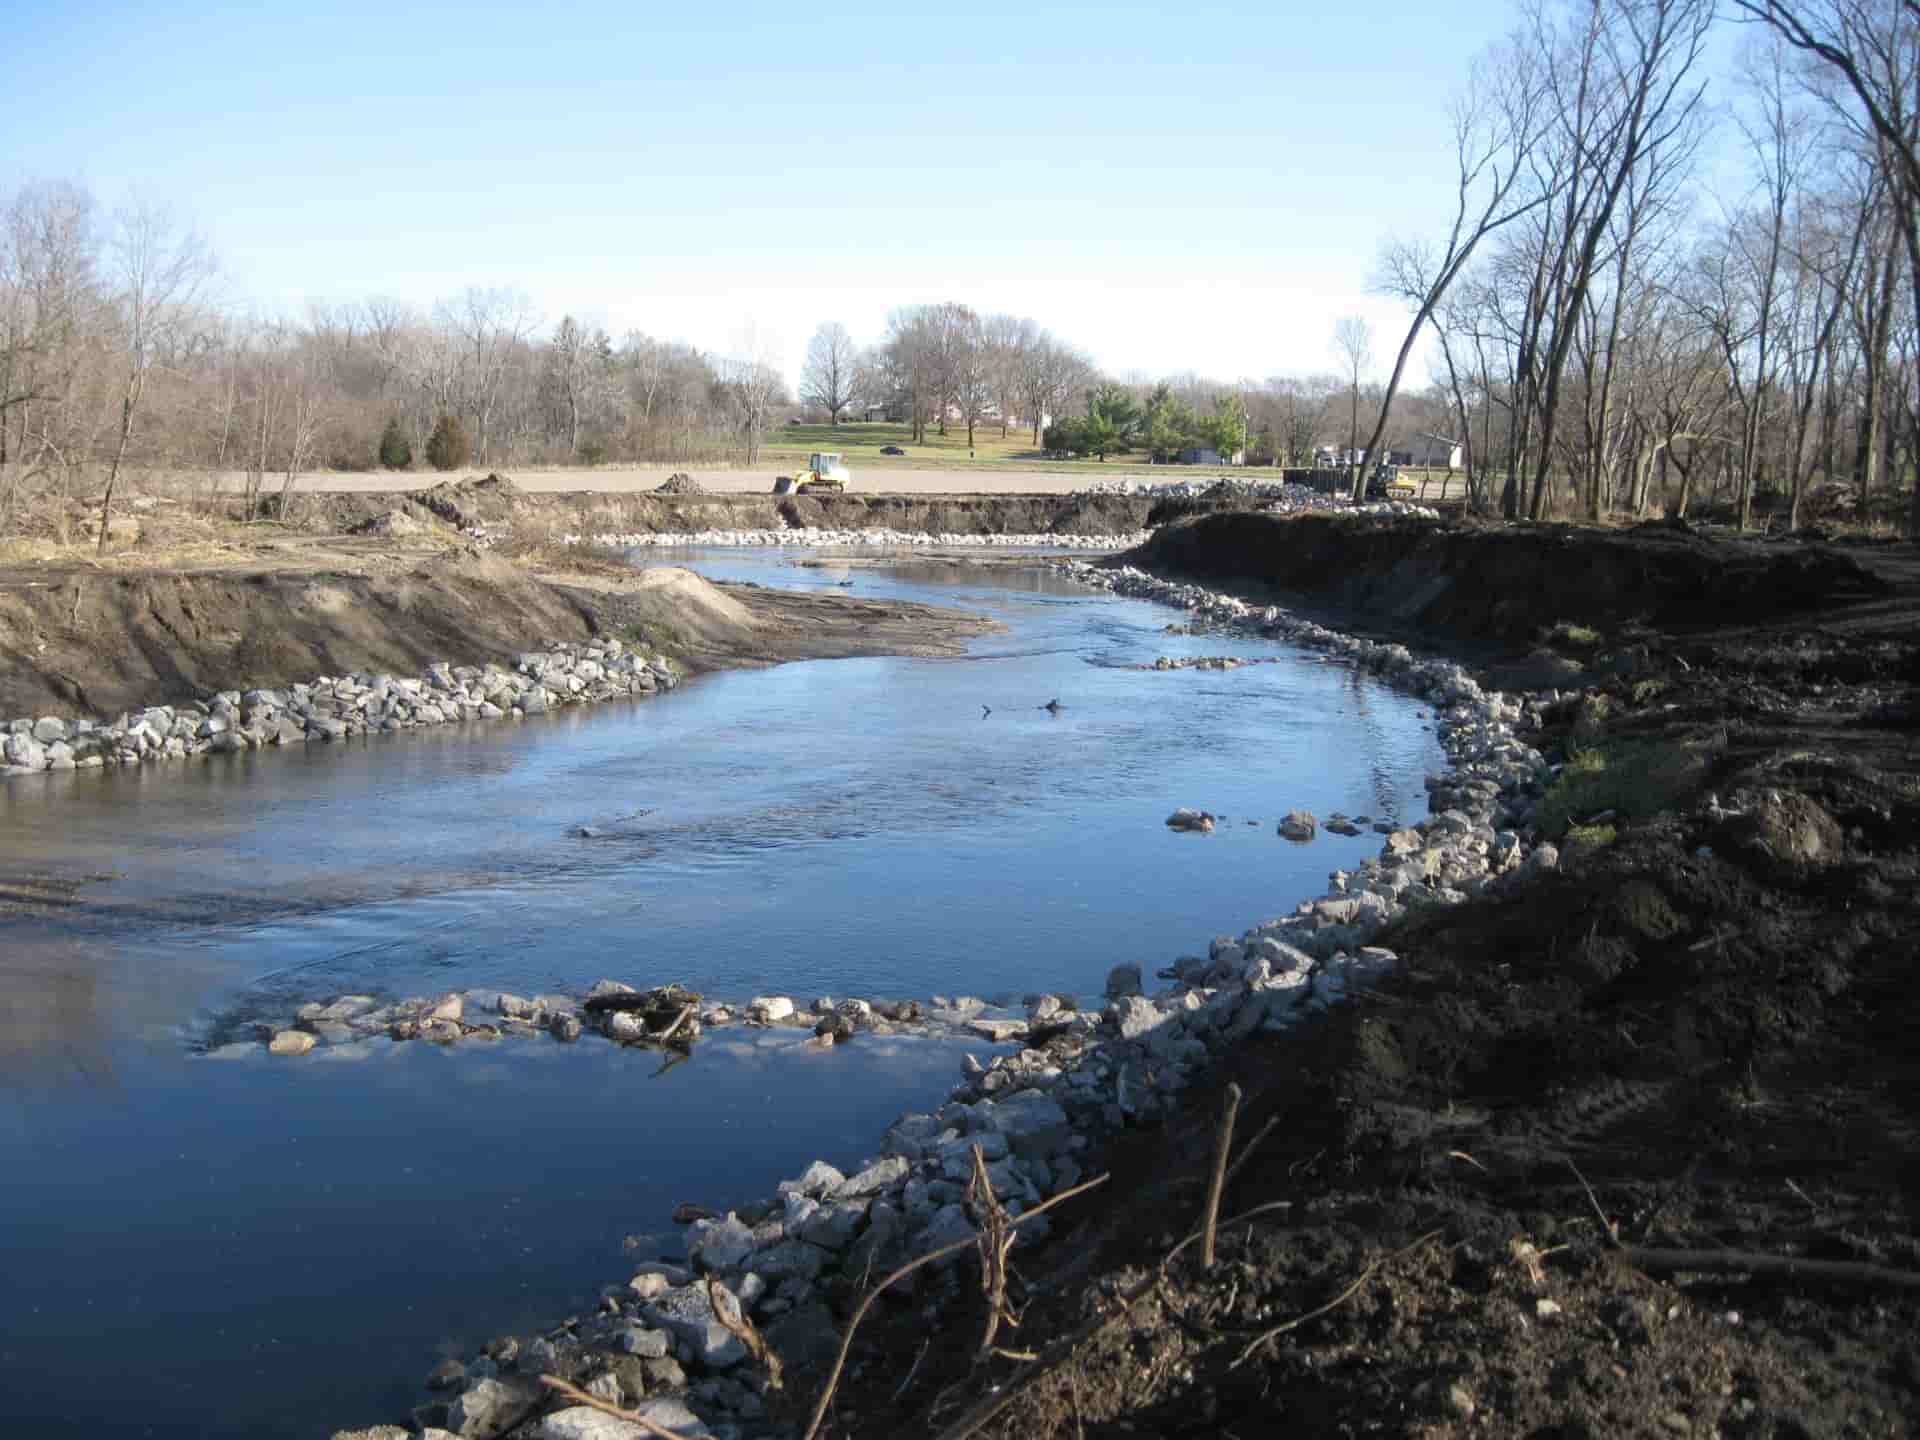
[{"left": 538, "top": 1399, "right": 711, "bottom": 1438}]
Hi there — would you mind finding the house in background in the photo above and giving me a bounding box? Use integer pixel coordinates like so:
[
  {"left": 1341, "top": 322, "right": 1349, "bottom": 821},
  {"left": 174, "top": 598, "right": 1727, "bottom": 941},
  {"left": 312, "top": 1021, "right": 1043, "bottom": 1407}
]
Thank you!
[
  {"left": 1177, "top": 444, "right": 1245, "bottom": 466},
  {"left": 1409, "top": 433, "right": 1465, "bottom": 469}
]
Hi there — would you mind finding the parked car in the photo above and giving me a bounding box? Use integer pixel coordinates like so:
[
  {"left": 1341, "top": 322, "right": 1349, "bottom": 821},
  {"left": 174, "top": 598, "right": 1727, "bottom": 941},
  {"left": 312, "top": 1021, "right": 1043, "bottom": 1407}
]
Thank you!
[{"left": 879, "top": 445, "right": 906, "bottom": 456}]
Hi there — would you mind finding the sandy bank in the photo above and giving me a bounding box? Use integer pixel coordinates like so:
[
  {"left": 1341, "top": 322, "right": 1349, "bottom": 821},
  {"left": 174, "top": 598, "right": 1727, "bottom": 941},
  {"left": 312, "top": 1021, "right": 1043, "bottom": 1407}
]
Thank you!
[{"left": 0, "top": 544, "right": 996, "bottom": 722}]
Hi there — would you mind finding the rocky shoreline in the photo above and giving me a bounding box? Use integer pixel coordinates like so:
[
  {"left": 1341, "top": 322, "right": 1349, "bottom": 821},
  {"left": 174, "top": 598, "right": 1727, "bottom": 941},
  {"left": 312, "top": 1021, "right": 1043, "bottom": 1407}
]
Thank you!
[
  {"left": 1, "top": 638, "right": 679, "bottom": 779},
  {"left": 326, "top": 558, "right": 1560, "bottom": 1440},
  {"left": 561, "top": 526, "right": 1150, "bottom": 550}
]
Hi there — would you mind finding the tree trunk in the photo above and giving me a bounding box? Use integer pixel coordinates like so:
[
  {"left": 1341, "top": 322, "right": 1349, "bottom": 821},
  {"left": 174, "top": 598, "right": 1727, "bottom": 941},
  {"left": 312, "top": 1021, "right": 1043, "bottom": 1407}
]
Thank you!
[{"left": 96, "top": 389, "right": 135, "bottom": 555}]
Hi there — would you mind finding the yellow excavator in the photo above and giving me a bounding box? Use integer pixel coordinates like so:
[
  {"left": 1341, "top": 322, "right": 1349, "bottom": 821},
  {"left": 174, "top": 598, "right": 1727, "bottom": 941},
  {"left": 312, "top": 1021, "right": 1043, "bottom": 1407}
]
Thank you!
[{"left": 773, "top": 452, "right": 851, "bottom": 496}]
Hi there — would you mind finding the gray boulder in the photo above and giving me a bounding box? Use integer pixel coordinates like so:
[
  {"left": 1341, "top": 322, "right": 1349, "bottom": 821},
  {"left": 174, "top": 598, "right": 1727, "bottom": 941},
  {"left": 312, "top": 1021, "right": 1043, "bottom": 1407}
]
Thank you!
[
  {"left": 1103, "top": 963, "right": 1143, "bottom": 999},
  {"left": 446, "top": 1377, "right": 539, "bottom": 1439},
  {"left": 617, "top": 1327, "right": 670, "bottom": 1358},
  {"left": 641, "top": 1280, "right": 747, "bottom": 1370},
  {"left": 1106, "top": 995, "right": 1169, "bottom": 1043},
  {"left": 777, "top": 1160, "right": 845, "bottom": 1198},
  {"left": 686, "top": 1213, "right": 754, "bottom": 1270},
  {"left": 765, "top": 1301, "right": 841, "bottom": 1379},
  {"left": 983, "top": 1090, "right": 1072, "bottom": 1161},
  {"left": 1278, "top": 809, "right": 1318, "bottom": 841},
  {"left": 538, "top": 1401, "right": 711, "bottom": 1439},
  {"left": 831, "top": 1155, "right": 909, "bottom": 1199}
]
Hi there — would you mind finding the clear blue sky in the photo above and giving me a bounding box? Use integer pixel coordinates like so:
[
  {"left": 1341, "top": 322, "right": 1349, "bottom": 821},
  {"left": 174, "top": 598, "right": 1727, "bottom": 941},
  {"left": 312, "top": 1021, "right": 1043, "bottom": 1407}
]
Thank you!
[{"left": 11, "top": 0, "right": 1533, "bottom": 387}]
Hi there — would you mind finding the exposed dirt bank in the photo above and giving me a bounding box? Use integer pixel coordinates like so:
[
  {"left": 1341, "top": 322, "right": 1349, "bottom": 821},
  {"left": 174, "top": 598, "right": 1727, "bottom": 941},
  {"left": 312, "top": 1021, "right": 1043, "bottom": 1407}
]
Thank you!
[
  {"left": 813, "top": 518, "right": 1920, "bottom": 1440},
  {"left": 1125, "top": 510, "right": 1907, "bottom": 652},
  {"left": 268, "top": 473, "right": 1155, "bottom": 540},
  {"left": 218, "top": 463, "right": 1162, "bottom": 497},
  {"left": 0, "top": 541, "right": 996, "bottom": 721}
]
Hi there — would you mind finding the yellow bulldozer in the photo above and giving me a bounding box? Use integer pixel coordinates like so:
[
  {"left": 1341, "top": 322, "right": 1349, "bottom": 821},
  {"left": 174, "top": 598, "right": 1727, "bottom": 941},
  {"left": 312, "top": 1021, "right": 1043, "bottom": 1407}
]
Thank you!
[{"left": 772, "top": 452, "right": 851, "bottom": 496}]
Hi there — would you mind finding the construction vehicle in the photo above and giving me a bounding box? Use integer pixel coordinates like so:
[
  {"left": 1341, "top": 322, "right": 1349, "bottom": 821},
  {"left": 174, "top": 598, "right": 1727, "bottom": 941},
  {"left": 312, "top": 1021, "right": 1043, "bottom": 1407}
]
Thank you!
[
  {"left": 1366, "top": 464, "right": 1417, "bottom": 501},
  {"left": 772, "top": 452, "right": 851, "bottom": 496}
]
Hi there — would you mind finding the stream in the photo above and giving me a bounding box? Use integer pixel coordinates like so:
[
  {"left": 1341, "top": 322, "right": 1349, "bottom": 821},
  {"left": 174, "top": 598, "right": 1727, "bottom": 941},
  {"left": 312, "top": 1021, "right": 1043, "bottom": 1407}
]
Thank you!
[{"left": 0, "top": 551, "right": 1443, "bottom": 1438}]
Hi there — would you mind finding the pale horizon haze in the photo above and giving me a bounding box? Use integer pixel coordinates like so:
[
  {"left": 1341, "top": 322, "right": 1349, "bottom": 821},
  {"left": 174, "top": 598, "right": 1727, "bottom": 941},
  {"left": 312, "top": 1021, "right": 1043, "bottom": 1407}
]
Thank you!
[{"left": 10, "top": 0, "right": 1544, "bottom": 392}]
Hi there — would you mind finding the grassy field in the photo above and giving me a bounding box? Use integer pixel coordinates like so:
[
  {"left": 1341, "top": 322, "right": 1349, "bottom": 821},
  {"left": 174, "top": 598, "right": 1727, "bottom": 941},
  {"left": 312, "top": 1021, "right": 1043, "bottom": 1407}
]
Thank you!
[
  {"left": 757, "top": 420, "right": 1071, "bottom": 470},
  {"left": 758, "top": 423, "right": 1473, "bottom": 497}
]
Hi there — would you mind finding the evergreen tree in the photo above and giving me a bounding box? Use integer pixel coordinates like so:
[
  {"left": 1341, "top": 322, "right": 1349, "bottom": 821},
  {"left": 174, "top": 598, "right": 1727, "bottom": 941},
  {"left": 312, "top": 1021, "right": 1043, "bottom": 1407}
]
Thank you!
[
  {"left": 424, "top": 414, "right": 470, "bottom": 472},
  {"left": 378, "top": 418, "right": 412, "bottom": 470}
]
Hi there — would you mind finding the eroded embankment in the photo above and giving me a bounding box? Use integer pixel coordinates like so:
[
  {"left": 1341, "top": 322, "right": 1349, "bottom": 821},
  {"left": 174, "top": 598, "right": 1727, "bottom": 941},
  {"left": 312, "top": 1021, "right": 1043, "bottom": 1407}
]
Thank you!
[
  {"left": 1124, "top": 511, "right": 1897, "bottom": 650},
  {"left": 0, "top": 548, "right": 994, "bottom": 724},
  {"left": 295, "top": 475, "right": 1157, "bottom": 541}
]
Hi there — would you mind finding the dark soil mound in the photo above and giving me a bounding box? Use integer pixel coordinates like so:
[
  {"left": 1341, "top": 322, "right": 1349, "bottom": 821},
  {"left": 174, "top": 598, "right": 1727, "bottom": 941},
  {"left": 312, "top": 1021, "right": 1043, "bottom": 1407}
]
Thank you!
[
  {"left": 814, "top": 526, "right": 1920, "bottom": 1440},
  {"left": 1124, "top": 513, "right": 1893, "bottom": 649}
]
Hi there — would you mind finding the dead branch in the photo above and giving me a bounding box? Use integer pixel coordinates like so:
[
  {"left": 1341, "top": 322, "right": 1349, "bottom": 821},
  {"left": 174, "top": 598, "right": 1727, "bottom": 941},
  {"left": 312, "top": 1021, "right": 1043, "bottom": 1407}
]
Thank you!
[
  {"left": 968, "top": 1143, "right": 1020, "bottom": 1359},
  {"left": 932, "top": 1197, "right": 1303, "bottom": 1440},
  {"left": 1229, "top": 1228, "right": 1445, "bottom": 1370},
  {"left": 800, "top": 1171, "right": 1111, "bottom": 1440},
  {"left": 1567, "top": 1158, "right": 1622, "bottom": 1247},
  {"left": 539, "top": 1374, "right": 694, "bottom": 1440},
  {"left": 891, "top": 1339, "right": 932, "bottom": 1404},
  {"left": 1621, "top": 1247, "right": 1920, "bottom": 1292},
  {"left": 1201, "top": 1083, "right": 1243, "bottom": 1269},
  {"left": 655, "top": 1002, "right": 698, "bottom": 1047},
  {"left": 1222, "top": 1114, "right": 1278, "bottom": 1191},
  {"left": 706, "top": 1273, "right": 783, "bottom": 1391}
]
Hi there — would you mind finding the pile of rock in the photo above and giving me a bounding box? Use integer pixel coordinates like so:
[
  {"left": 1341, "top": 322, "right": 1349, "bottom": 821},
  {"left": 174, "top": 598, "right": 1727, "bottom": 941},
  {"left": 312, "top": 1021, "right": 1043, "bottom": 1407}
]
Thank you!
[
  {"left": 1074, "top": 476, "right": 1443, "bottom": 521},
  {"left": 1146, "top": 653, "right": 1260, "bottom": 670},
  {"left": 560, "top": 527, "right": 1150, "bottom": 550},
  {"left": 654, "top": 472, "right": 704, "bottom": 495},
  {"left": 209, "top": 983, "right": 1031, "bottom": 1063},
  {"left": 2, "top": 639, "right": 678, "bottom": 780}
]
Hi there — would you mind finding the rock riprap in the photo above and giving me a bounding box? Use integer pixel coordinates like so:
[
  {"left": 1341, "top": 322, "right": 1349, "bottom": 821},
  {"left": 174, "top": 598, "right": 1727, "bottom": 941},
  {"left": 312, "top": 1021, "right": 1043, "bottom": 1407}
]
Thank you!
[
  {"left": 563, "top": 526, "right": 1147, "bottom": 550},
  {"left": 2, "top": 638, "right": 678, "bottom": 779},
  {"left": 208, "top": 984, "right": 1038, "bottom": 1063}
]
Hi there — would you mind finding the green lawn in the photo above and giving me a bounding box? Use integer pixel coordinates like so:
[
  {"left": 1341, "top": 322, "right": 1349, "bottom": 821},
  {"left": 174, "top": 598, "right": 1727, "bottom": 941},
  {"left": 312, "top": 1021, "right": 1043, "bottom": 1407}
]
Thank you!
[
  {"left": 761, "top": 421, "right": 1044, "bottom": 465},
  {"left": 761, "top": 421, "right": 1216, "bottom": 479},
  {"left": 757, "top": 423, "right": 1473, "bottom": 495}
]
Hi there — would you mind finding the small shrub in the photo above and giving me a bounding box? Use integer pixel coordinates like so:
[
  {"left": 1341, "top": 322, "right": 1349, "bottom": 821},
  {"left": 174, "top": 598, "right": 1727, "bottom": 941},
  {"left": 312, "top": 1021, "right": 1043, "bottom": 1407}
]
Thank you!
[
  {"left": 378, "top": 419, "right": 413, "bottom": 470},
  {"left": 577, "top": 441, "right": 608, "bottom": 466},
  {"left": 1630, "top": 678, "right": 1669, "bottom": 705},
  {"left": 1564, "top": 822, "right": 1619, "bottom": 848},
  {"left": 1535, "top": 738, "right": 1710, "bottom": 838},
  {"left": 1545, "top": 621, "right": 1603, "bottom": 649},
  {"left": 424, "top": 415, "right": 470, "bottom": 472}
]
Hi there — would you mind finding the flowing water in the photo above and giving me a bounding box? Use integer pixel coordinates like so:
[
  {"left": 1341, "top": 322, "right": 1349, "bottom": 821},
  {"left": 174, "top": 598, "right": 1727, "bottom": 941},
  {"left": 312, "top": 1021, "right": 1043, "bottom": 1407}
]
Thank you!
[{"left": 0, "top": 552, "right": 1442, "bottom": 1438}]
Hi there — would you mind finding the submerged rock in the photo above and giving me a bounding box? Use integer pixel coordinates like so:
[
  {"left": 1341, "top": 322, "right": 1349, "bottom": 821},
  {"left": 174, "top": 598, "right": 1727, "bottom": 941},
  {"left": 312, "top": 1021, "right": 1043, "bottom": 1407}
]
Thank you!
[{"left": 1278, "top": 809, "right": 1318, "bottom": 842}]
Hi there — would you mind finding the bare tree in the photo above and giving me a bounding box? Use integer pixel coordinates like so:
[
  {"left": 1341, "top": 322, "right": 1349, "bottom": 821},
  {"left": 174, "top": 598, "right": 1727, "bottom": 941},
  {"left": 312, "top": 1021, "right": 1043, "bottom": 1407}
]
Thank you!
[
  {"left": 1331, "top": 315, "right": 1374, "bottom": 486},
  {"left": 1350, "top": 30, "right": 1553, "bottom": 500},
  {"left": 800, "top": 321, "right": 861, "bottom": 424},
  {"left": 97, "top": 197, "right": 213, "bottom": 551},
  {"left": 982, "top": 314, "right": 1033, "bottom": 438},
  {"left": 882, "top": 307, "right": 940, "bottom": 442},
  {"left": 1732, "top": 0, "right": 1920, "bottom": 531},
  {"left": 1019, "top": 333, "right": 1091, "bottom": 446},
  {"left": 439, "top": 285, "right": 536, "bottom": 464},
  {"left": 724, "top": 329, "right": 787, "bottom": 465},
  {"left": 548, "top": 315, "right": 590, "bottom": 457}
]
